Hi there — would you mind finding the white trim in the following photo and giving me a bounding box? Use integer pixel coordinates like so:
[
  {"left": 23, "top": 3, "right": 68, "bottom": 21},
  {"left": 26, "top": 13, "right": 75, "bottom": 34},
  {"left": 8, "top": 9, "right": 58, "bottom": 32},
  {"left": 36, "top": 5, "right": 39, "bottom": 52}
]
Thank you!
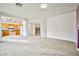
[
  {"left": 77, "top": 48, "right": 79, "bottom": 53},
  {"left": 47, "top": 36, "right": 76, "bottom": 42}
]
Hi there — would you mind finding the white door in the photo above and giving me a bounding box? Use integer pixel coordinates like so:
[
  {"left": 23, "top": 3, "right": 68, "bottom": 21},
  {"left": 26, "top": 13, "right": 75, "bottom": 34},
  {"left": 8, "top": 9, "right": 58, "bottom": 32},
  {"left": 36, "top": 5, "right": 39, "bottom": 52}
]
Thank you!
[{"left": 30, "top": 23, "right": 35, "bottom": 36}]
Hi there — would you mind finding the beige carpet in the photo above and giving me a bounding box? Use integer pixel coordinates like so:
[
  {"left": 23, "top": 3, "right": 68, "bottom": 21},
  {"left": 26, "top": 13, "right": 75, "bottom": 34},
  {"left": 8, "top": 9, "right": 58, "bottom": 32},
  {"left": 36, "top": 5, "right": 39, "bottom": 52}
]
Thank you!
[{"left": 0, "top": 36, "right": 79, "bottom": 56}]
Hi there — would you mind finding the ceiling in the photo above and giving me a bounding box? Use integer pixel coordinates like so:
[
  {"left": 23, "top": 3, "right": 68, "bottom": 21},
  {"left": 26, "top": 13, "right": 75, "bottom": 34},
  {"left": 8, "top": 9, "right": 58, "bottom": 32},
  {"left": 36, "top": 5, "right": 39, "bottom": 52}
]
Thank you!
[{"left": 0, "top": 3, "right": 78, "bottom": 19}]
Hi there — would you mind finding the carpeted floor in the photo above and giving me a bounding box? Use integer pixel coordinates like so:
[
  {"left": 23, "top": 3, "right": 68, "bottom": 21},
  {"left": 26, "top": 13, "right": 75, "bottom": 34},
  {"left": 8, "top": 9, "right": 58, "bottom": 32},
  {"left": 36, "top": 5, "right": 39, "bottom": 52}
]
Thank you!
[{"left": 0, "top": 36, "right": 79, "bottom": 56}]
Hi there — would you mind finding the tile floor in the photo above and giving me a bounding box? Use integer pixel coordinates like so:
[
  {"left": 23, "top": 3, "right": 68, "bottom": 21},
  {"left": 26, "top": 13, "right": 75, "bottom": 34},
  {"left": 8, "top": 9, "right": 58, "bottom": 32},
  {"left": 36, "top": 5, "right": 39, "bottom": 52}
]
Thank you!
[{"left": 0, "top": 36, "right": 79, "bottom": 56}]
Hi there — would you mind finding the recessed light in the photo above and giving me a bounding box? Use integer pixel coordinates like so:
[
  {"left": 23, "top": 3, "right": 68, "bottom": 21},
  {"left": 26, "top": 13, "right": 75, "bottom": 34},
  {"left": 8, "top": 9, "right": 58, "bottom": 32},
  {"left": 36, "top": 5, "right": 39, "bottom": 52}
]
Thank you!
[{"left": 40, "top": 4, "right": 48, "bottom": 9}]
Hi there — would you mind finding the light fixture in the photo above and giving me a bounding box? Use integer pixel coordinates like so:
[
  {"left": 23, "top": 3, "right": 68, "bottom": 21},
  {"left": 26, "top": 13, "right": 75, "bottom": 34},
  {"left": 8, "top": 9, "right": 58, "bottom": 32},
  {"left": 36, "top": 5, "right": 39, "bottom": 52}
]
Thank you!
[
  {"left": 16, "top": 3, "right": 23, "bottom": 7},
  {"left": 40, "top": 4, "right": 48, "bottom": 9}
]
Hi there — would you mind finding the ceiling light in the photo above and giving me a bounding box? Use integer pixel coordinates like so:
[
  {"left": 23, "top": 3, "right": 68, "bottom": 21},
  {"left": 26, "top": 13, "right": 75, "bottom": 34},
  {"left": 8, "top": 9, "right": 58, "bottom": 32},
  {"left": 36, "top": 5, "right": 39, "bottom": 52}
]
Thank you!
[{"left": 40, "top": 4, "right": 48, "bottom": 9}]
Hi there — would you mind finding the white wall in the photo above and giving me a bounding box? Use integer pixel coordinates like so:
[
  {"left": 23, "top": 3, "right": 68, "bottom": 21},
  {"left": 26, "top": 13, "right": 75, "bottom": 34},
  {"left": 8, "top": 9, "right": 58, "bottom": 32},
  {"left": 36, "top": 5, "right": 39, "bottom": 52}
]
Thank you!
[
  {"left": 47, "top": 11, "right": 76, "bottom": 42},
  {"left": 28, "top": 11, "right": 76, "bottom": 42},
  {"left": 0, "top": 11, "right": 76, "bottom": 42},
  {"left": 41, "top": 18, "right": 47, "bottom": 37},
  {"left": 22, "top": 20, "right": 27, "bottom": 37}
]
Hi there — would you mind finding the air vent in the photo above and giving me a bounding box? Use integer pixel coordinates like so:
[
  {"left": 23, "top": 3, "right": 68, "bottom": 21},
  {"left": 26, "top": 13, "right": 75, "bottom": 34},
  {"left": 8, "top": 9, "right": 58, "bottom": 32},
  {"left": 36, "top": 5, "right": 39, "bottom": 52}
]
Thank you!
[{"left": 16, "top": 3, "right": 23, "bottom": 7}]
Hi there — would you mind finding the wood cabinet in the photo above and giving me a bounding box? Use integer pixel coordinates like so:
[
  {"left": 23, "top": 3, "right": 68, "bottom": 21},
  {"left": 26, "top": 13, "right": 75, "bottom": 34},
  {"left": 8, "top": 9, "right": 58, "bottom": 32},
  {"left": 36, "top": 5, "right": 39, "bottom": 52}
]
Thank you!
[
  {"left": 2, "top": 30, "right": 9, "bottom": 37},
  {"left": 1, "top": 23, "right": 21, "bottom": 37},
  {"left": 14, "top": 30, "right": 20, "bottom": 35},
  {"left": 2, "top": 23, "right": 9, "bottom": 30}
]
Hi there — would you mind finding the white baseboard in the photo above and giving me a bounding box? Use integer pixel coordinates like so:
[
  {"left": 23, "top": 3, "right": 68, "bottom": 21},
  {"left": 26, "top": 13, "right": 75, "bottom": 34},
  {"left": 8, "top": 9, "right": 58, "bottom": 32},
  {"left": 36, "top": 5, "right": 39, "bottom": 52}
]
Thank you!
[
  {"left": 77, "top": 48, "right": 79, "bottom": 51},
  {"left": 47, "top": 36, "right": 76, "bottom": 42}
]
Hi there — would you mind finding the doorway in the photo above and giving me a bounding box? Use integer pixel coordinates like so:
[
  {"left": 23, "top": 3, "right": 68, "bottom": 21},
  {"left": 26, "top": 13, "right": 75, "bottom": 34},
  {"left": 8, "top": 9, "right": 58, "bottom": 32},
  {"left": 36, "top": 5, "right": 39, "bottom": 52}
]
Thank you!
[
  {"left": 1, "top": 23, "right": 21, "bottom": 37},
  {"left": 35, "top": 24, "right": 40, "bottom": 36},
  {"left": 29, "top": 23, "right": 41, "bottom": 36}
]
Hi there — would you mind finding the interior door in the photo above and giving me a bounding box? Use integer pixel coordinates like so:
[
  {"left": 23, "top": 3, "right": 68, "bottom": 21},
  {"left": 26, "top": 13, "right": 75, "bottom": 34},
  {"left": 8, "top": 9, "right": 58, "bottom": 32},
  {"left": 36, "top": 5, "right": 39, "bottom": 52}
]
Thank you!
[
  {"left": 76, "top": 4, "right": 79, "bottom": 48},
  {"left": 30, "top": 23, "right": 35, "bottom": 36}
]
